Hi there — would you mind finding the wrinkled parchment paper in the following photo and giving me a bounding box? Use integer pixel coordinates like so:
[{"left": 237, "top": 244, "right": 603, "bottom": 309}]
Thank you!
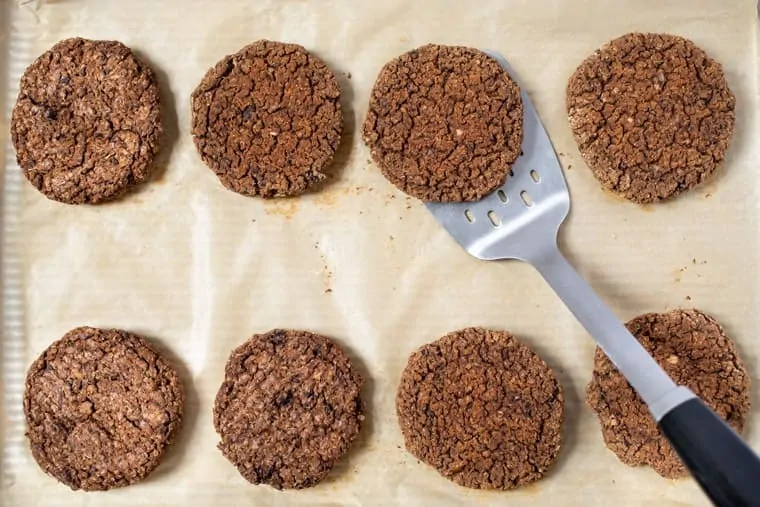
[{"left": 1, "top": 1, "right": 759, "bottom": 505}]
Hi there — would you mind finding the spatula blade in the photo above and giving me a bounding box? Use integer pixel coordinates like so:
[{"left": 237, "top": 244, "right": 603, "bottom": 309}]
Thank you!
[{"left": 426, "top": 51, "right": 570, "bottom": 262}]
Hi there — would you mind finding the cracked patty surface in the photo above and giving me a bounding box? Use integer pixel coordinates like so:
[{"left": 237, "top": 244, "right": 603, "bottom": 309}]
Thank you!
[
  {"left": 11, "top": 38, "right": 162, "bottom": 204},
  {"left": 362, "top": 44, "right": 523, "bottom": 202},
  {"left": 213, "top": 329, "right": 364, "bottom": 489},
  {"left": 587, "top": 309, "right": 750, "bottom": 478},
  {"left": 396, "top": 327, "right": 564, "bottom": 490},
  {"left": 566, "top": 33, "right": 735, "bottom": 204},
  {"left": 191, "top": 40, "right": 343, "bottom": 198},
  {"left": 23, "top": 327, "right": 184, "bottom": 491}
]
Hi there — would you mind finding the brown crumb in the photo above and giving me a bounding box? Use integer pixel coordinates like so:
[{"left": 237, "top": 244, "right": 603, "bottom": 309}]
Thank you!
[
  {"left": 214, "top": 330, "right": 364, "bottom": 489},
  {"left": 586, "top": 309, "right": 750, "bottom": 478},
  {"left": 11, "top": 38, "right": 163, "bottom": 204},
  {"left": 24, "top": 327, "right": 184, "bottom": 491},
  {"left": 363, "top": 44, "right": 523, "bottom": 202},
  {"left": 191, "top": 40, "right": 343, "bottom": 198},
  {"left": 566, "top": 33, "right": 735, "bottom": 204},
  {"left": 397, "top": 327, "right": 564, "bottom": 490}
]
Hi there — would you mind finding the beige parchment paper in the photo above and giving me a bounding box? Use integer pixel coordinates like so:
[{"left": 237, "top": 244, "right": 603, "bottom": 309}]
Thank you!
[{"left": 1, "top": 0, "right": 759, "bottom": 505}]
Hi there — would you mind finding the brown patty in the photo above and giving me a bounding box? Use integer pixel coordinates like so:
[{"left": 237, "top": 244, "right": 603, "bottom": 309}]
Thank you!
[
  {"left": 586, "top": 309, "right": 750, "bottom": 478},
  {"left": 363, "top": 44, "right": 523, "bottom": 202},
  {"left": 23, "top": 327, "right": 184, "bottom": 491},
  {"left": 191, "top": 40, "right": 343, "bottom": 198},
  {"left": 213, "top": 329, "right": 364, "bottom": 489},
  {"left": 11, "top": 38, "right": 162, "bottom": 204},
  {"left": 396, "top": 327, "right": 564, "bottom": 490},
  {"left": 566, "top": 33, "right": 735, "bottom": 204}
]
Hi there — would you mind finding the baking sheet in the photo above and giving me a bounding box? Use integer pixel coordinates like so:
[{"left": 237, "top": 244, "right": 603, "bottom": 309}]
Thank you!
[{"left": 1, "top": 0, "right": 759, "bottom": 505}]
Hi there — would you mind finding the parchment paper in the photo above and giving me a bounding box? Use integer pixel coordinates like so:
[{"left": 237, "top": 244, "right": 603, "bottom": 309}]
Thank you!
[{"left": 1, "top": 1, "right": 759, "bottom": 505}]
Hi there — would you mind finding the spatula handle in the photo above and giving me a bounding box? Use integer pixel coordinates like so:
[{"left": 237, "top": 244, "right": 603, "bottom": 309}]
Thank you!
[
  {"left": 530, "top": 244, "right": 683, "bottom": 414},
  {"left": 659, "top": 398, "right": 760, "bottom": 506}
]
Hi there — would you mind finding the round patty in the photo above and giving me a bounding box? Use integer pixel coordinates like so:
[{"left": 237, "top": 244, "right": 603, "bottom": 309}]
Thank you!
[
  {"left": 396, "top": 327, "right": 564, "bottom": 490},
  {"left": 566, "top": 33, "right": 735, "bottom": 204},
  {"left": 11, "top": 38, "right": 162, "bottom": 204},
  {"left": 363, "top": 44, "right": 523, "bottom": 202},
  {"left": 586, "top": 309, "right": 750, "bottom": 478},
  {"left": 23, "top": 327, "right": 184, "bottom": 491},
  {"left": 191, "top": 40, "right": 343, "bottom": 198},
  {"left": 213, "top": 329, "right": 364, "bottom": 489}
]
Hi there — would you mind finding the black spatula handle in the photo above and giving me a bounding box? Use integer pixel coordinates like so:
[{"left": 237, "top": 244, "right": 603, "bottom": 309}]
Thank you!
[{"left": 659, "top": 398, "right": 760, "bottom": 506}]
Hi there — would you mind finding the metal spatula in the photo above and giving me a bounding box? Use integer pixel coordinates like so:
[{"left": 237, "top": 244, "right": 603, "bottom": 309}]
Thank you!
[{"left": 426, "top": 51, "right": 760, "bottom": 506}]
